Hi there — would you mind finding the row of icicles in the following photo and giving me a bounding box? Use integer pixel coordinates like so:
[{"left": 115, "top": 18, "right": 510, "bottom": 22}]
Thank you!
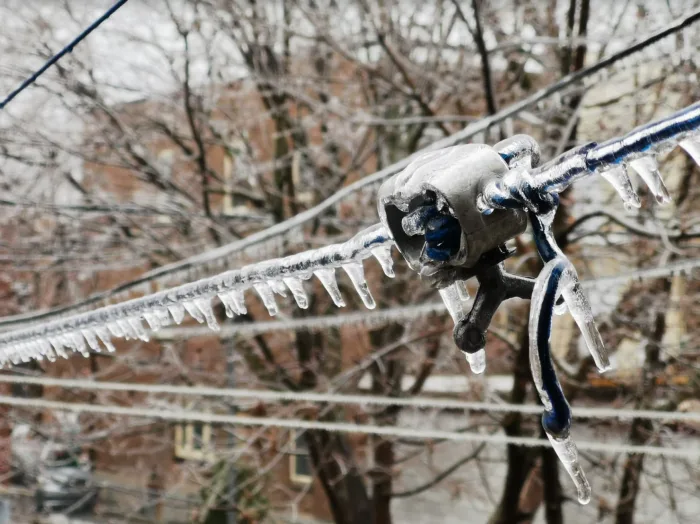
[{"left": 0, "top": 243, "right": 395, "bottom": 367}]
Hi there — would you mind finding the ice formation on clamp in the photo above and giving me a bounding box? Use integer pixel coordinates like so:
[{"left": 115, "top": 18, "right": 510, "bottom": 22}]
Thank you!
[
  {"left": 473, "top": 101, "right": 700, "bottom": 502},
  {"left": 374, "top": 101, "right": 700, "bottom": 503},
  {"left": 0, "top": 224, "right": 395, "bottom": 367}
]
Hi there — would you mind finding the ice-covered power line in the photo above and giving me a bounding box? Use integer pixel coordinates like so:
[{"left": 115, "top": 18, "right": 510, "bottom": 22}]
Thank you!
[
  {"left": 146, "top": 257, "right": 700, "bottom": 339},
  {"left": 0, "top": 224, "right": 394, "bottom": 365},
  {"left": 0, "top": 395, "right": 698, "bottom": 459},
  {"left": 0, "top": 9, "right": 697, "bottom": 329},
  {"left": 0, "top": 0, "right": 131, "bottom": 110},
  {"left": 2, "top": 375, "right": 699, "bottom": 424},
  {"left": 0, "top": 188, "right": 697, "bottom": 366}
]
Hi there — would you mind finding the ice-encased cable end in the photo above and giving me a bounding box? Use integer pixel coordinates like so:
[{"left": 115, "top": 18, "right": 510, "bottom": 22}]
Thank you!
[
  {"left": 465, "top": 349, "right": 486, "bottom": 374},
  {"left": 547, "top": 432, "right": 591, "bottom": 504}
]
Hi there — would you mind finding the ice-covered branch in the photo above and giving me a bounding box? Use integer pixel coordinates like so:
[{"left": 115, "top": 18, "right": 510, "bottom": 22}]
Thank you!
[{"left": 0, "top": 224, "right": 394, "bottom": 366}]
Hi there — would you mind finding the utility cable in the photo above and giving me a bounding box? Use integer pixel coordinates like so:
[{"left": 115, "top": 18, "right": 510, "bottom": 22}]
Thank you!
[
  {"left": 0, "top": 0, "right": 130, "bottom": 110},
  {"left": 0, "top": 395, "right": 697, "bottom": 459},
  {"left": 1, "top": 375, "right": 699, "bottom": 424}
]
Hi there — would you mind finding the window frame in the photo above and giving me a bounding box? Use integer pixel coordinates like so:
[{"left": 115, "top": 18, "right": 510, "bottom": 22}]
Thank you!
[
  {"left": 289, "top": 430, "right": 313, "bottom": 485},
  {"left": 174, "top": 422, "right": 214, "bottom": 462}
]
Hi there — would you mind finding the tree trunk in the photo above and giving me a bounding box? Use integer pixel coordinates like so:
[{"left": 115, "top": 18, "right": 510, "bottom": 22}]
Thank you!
[
  {"left": 541, "top": 427, "right": 563, "bottom": 524},
  {"left": 615, "top": 278, "right": 671, "bottom": 524},
  {"left": 306, "top": 429, "right": 374, "bottom": 524},
  {"left": 489, "top": 327, "right": 538, "bottom": 524}
]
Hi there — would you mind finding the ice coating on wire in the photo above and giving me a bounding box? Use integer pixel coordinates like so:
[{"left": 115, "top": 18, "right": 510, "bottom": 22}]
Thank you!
[
  {"left": 529, "top": 208, "right": 610, "bottom": 371},
  {"left": 529, "top": 257, "right": 591, "bottom": 504},
  {"left": 0, "top": 224, "right": 394, "bottom": 366},
  {"left": 479, "top": 102, "right": 700, "bottom": 211}
]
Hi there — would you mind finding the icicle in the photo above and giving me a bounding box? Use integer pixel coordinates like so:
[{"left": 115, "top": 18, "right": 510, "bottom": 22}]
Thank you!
[
  {"left": 253, "top": 282, "right": 279, "bottom": 316},
  {"left": 439, "top": 284, "right": 483, "bottom": 374},
  {"left": 183, "top": 301, "right": 205, "bottom": 324},
  {"left": 49, "top": 337, "right": 68, "bottom": 359},
  {"left": 39, "top": 339, "right": 57, "bottom": 361},
  {"left": 28, "top": 342, "right": 43, "bottom": 361},
  {"left": 283, "top": 277, "right": 309, "bottom": 309},
  {"left": 107, "top": 322, "right": 125, "bottom": 338},
  {"left": 154, "top": 308, "right": 172, "bottom": 328},
  {"left": 268, "top": 280, "right": 288, "bottom": 297},
  {"left": 439, "top": 284, "right": 467, "bottom": 323},
  {"left": 561, "top": 281, "right": 610, "bottom": 372},
  {"left": 194, "top": 298, "right": 219, "bottom": 331},
  {"left": 456, "top": 281, "right": 470, "bottom": 301},
  {"left": 680, "top": 137, "right": 700, "bottom": 164},
  {"left": 12, "top": 344, "right": 22, "bottom": 363},
  {"left": 465, "top": 350, "right": 486, "bottom": 374},
  {"left": 34, "top": 341, "right": 46, "bottom": 361},
  {"left": 531, "top": 207, "right": 609, "bottom": 372},
  {"left": 17, "top": 343, "right": 30, "bottom": 363},
  {"left": 218, "top": 292, "right": 236, "bottom": 318},
  {"left": 16, "top": 343, "right": 27, "bottom": 362},
  {"left": 231, "top": 289, "right": 247, "bottom": 315},
  {"left": 95, "top": 327, "right": 116, "bottom": 352},
  {"left": 128, "top": 318, "right": 150, "bottom": 341},
  {"left": 25, "top": 343, "right": 36, "bottom": 362},
  {"left": 23, "top": 343, "right": 34, "bottom": 362},
  {"left": 6, "top": 347, "right": 19, "bottom": 365},
  {"left": 144, "top": 312, "right": 162, "bottom": 332},
  {"left": 629, "top": 156, "right": 671, "bottom": 204},
  {"left": 118, "top": 319, "right": 136, "bottom": 340},
  {"left": 600, "top": 167, "right": 640, "bottom": 210},
  {"left": 314, "top": 268, "right": 346, "bottom": 307},
  {"left": 343, "top": 262, "right": 376, "bottom": 309},
  {"left": 371, "top": 245, "right": 395, "bottom": 278},
  {"left": 547, "top": 433, "right": 591, "bottom": 504},
  {"left": 82, "top": 329, "right": 101, "bottom": 352},
  {"left": 168, "top": 303, "right": 186, "bottom": 325},
  {"left": 70, "top": 333, "right": 89, "bottom": 358},
  {"left": 28, "top": 342, "right": 40, "bottom": 361}
]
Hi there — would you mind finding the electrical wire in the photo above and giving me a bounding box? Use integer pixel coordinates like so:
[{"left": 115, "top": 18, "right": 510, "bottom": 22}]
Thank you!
[
  {"left": 147, "top": 256, "right": 700, "bottom": 339},
  {"left": 0, "top": 395, "right": 697, "bottom": 458},
  {"left": 1, "top": 8, "right": 697, "bottom": 329},
  {"left": 0, "top": 0, "right": 131, "bottom": 110},
  {"left": 0, "top": 250, "right": 697, "bottom": 365},
  {"left": 1, "top": 375, "right": 699, "bottom": 424}
]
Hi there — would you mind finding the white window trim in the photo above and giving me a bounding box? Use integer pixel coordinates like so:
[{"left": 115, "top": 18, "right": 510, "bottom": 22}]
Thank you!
[
  {"left": 289, "top": 430, "right": 313, "bottom": 485},
  {"left": 174, "top": 422, "right": 215, "bottom": 462}
]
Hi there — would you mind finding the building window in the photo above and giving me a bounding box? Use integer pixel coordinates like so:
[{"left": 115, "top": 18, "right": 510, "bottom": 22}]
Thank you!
[
  {"left": 289, "top": 431, "right": 312, "bottom": 484},
  {"left": 174, "top": 423, "right": 213, "bottom": 461}
]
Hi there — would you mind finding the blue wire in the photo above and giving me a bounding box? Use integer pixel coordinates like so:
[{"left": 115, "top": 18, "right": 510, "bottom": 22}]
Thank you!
[
  {"left": 0, "top": 0, "right": 130, "bottom": 111},
  {"left": 535, "top": 259, "right": 572, "bottom": 438}
]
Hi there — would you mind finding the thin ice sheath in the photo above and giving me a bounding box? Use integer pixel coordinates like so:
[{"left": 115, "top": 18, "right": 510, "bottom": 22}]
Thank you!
[
  {"left": 529, "top": 257, "right": 591, "bottom": 504},
  {"left": 478, "top": 102, "right": 700, "bottom": 207}
]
